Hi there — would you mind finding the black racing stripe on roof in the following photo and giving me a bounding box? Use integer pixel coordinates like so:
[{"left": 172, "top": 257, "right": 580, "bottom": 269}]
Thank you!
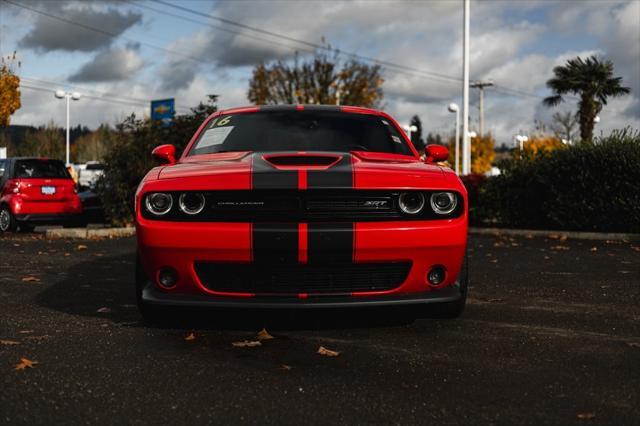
[{"left": 257, "top": 104, "right": 342, "bottom": 112}]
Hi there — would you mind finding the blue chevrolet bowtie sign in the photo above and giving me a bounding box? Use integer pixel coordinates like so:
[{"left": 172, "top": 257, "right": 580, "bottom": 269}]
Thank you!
[{"left": 151, "top": 98, "right": 175, "bottom": 126}]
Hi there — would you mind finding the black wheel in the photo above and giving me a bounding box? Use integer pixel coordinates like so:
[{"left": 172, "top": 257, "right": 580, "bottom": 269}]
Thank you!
[
  {"left": 136, "top": 255, "right": 168, "bottom": 324},
  {"left": 423, "top": 255, "right": 469, "bottom": 319},
  {"left": 18, "top": 223, "right": 35, "bottom": 233},
  {"left": 0, "top": 205, "right": 18, "bottom": 233}
]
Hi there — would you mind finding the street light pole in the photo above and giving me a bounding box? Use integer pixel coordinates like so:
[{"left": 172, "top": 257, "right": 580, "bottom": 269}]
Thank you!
[
  {"left": 448, "top": 103, "right": 460, "bottom": 174},
  {"left": 403, "top": 125, "right": 418, "bottom": 142},
  {"left": 462, "top": 0, "right": 470, "bottom": 175},
  {"left": 470, "top": 80, "right": 493, "bottom": 137},
  {"left": 55, "top": 90, "right": 81, "bottom": 166}
]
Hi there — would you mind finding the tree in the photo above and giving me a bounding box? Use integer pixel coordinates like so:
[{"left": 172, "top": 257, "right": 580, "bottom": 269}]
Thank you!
[
  {"left": 21, "top": 122, "right": 65, "bottom": 160},
  {"left": 550, "top": 111, "right": 578, "bottom": 143},
  {"left": 409, "top": 115, "right": 424, "bottom": 152},
  {"left": 512, "top": 135, "right": 566, "bottom": 160},
  {"left": 0, "top": 52, "right": 21, "bottom": 127},
  {"left": 543, "top": 56, "right": 630, "bottom": 143},
  {"left": 74, "top": 124, "right": 115, "bottom": 163},
  {"left": 248, "top": 51, "right": 383, "bottom": 107},
  {"left": 425, "top": 133, "right": 443, "bottom": 146},
  {"left": 470, "top": 134, "right": 495, "bottom": 174}
]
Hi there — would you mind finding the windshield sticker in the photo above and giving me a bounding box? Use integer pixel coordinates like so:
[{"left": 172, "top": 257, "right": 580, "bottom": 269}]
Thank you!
[
  {"left": 197, "top": 126, "right": 234, "bottom": 148},
  {"left": 392, "top": 135, "right": 402, "bottom": 144},
  {"left": 208, "top": 115, "right": 233, "bottom": 129}
]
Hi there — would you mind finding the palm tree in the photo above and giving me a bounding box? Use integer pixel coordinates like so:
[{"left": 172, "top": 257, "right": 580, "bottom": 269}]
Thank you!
[{"left": 543, "top": 56, "right": 630, "bottom": 143}]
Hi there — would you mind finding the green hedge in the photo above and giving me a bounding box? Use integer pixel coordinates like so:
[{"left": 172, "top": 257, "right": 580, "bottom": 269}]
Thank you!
[{"left": 468, "top": 129, "right": 640, "bottom": 233}]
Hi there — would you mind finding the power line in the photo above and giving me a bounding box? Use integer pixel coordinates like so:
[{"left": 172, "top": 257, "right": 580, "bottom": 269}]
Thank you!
[{"left": 20, "top": 83, "right": 150, "bottom": 108}]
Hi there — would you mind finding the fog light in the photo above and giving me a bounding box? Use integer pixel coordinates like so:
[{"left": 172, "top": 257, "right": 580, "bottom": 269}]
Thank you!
[
  {"left": 427, "top": 265, "right": 446, "bottom": 286},
  {"left": 157, "top": 268, "right": 177, "bottom": 288}
]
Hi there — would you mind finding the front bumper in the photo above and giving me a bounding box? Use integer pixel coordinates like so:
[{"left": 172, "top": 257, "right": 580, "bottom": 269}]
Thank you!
[
  {"left": 141, "top": 275, "right": 464, "bottom": 308},
  {"left": 137, "top": 216, "right": 467, "bottom": 303}
]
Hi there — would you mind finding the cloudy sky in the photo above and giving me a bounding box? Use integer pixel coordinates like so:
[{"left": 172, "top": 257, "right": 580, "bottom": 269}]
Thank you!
[{"left": 2, "top": 0, "right": 639, "bottom": 144}]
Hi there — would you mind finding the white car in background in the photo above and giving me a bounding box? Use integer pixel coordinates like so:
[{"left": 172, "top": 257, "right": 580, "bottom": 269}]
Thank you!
[{"left": 78, "top": 161, "right": 105, "bottom": 189}]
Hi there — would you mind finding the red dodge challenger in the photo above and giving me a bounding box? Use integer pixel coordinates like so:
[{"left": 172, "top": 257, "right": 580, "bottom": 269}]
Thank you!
[{"left": 135, "top": 105, "right": 468, "bottom": 320}]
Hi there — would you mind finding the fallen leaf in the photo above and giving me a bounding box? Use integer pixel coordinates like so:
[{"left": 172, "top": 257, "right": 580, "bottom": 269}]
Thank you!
[
  {"left": 18, "top": 330, "right": 34, "bottom": 334},
  {"left": 317, "top": 346, "right": 340, "bottom": 357},
  {"left": 487, "top": 298, "right": 504, "bottom": 303},
  {"left": 626, "top": 342, "right": 640, "bottom": 348},
  {"left": 489, "top": 259, "right": 498, "bottom": 263},
  {"left": 576, "top": 412, "right": 595, "bottom": 420},
  {"left": 96, "top": 307, "right": 111, "bottom": 313},
  {"left": 0, "top": 340, "right": 20, "bottom": 345},
  {"left": 77, "top": 244, "right": 88, "bottom": 250},
  {"left": 544, "top": 256, "right": 551, "bottom": 260},
  {"left": 14, "top": 358, "right": 38, "bottom": 370},
  {"left": 184, "top": 333, "right": 196, "bottom": 341},
  {"left": 21, "top": 276, "right": 40, "bottom": 283},
  {"left": 550, "top": 245, "right": 570, "bottom": 251},
  {"left": 590, "top": 247, "right": 598, "bottom": 252},
  {"left": 13, "top": 243, "right": 20, "bottom": 247},
  {"left": 559, "top": 235, "right": 568, "bottom": 242},
  {"left": 232, "top": 340, "right": 262, "bottom": 348},
  {"left": 279, "top": 364, "right": 293, "bottom": 371},
  {"left": 257, "top": 328, "right": 274, "bottom": 341},
  {"left": 547, "top": 233, "right": 560, "bottom": 240},
  {"left": 631, "top": 246, "right": 640, "bottom": 252},
  {"left": 64, "top": 253, "right": 71, "bottom": 257},
  {"left": 525, "top": 234, "right": 534, "bottom": 239}
]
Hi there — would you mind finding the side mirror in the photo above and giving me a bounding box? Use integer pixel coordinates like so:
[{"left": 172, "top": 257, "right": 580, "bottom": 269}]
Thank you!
[
  {"left": 425, "top": 144, "right": 449, "bottom": 163},
  {"left": 152, "top": 144, "right": 176, "bottom": 165}
]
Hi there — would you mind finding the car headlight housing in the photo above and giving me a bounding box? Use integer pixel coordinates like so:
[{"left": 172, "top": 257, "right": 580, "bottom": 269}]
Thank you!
[
  {"left": 178, "top": 193, "right": 205, "bottom": 215},
  {"left": 398, "top": 192, "right": 426, "bottom": 215},
  {"left": 145, "top": 193, "right": 173, "bottom": 215},
  {"left": 430, "top": 192, "right": 457, "bottom": 215}
]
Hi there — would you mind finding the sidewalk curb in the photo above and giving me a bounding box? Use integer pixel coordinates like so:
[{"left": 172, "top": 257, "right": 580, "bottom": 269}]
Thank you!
[
  {"left": 45, "top": 227, "right": 136, "bottom": 239},
  {"left": 469, "top": 227, "right": 640, "bottom": 242}
]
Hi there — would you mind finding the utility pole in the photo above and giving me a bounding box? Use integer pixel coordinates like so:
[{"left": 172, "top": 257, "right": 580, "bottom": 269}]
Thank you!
[
  {"left": 462, "top": 0, "right": 470, "bottom": 175},
  {"left": 470, "top": 80, "right": 493, "bottom": 137}
]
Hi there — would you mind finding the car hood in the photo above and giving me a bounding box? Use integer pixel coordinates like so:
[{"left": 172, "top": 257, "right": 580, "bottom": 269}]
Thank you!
[{"left": 156, "top": 151, "right": 451, "bottom": 190}]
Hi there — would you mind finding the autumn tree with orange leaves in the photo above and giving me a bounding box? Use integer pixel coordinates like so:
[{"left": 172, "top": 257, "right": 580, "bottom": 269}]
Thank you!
[
  {"left": 0, "top": 52, "right": 21, "bottom": 127},
  {"left": 248, "top": 51, "right": 383, "bottom": 108}
]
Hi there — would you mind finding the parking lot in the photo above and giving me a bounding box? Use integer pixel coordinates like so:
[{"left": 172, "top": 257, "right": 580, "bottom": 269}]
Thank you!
[{"left": 1, "top": 232, "right": 639, "bottom": 425}]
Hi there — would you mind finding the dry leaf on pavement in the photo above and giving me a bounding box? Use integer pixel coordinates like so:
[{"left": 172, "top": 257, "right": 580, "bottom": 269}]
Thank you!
[
  {"left": 279, "top": 364, "right": 293, "bottom": 370},
  {"left": 550, "top": 245, "right": 570, "bottom": 251},
  {"left": 15, "top": 358, "right": 38, "bottom": 370},
  {"left": 96, "top": 307, "right": 111, "bottom": 313},
  {"left": 184, "top": 333, "right": 196, "bottom": 341},
  {"left": 232, "top": 340, "right": 262, "bottom": 348},
  {"left": 590, "top": 247, "right": 598, "bottom": 252},
  {"left": 317, "top": 346, "right": 340, "bottom": 357},
  {"left": 257, "top": 328, "right": 274, "bottom": 341},
  {"left": 1, "top": 340, "right": 20, "bottom": 345},
  {"left": 576, "top": 412, "right": 595, "bottom": 420},
  {"left": 626, "top": 342, "right": 640, "bottom": 348},
  {"left": 21, "top": 276, "right": 40, "bottom": 282},
  {"left": 77, "top": 244, "right": 88, "bottom": 250},
  {"left": 547, "top": 233, "right": 560, "bottom": 239}
]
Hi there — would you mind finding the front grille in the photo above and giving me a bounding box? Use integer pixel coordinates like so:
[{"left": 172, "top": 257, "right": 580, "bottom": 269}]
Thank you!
[
  {"left": 141, "top": 189, "right": 463, "bottom": 222},
  {"left": 194, "top": 261, "right": 412, "bottom": 294}
]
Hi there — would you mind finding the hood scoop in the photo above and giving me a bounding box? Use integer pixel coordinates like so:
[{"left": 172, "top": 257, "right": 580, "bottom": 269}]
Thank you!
[{"left": 262, "top": 153, "right": 342, "bottom": 170}]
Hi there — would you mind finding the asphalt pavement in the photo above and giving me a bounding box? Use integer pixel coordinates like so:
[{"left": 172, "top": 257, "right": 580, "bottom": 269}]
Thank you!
[{"left": 1, "top": 232, "right": 639, "bottom": 425}]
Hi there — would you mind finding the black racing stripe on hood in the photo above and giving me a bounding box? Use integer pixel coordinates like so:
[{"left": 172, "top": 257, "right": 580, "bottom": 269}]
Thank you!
[
  {"left": 307, "top": 153, "right": 354, "bottom": 189},
  {"left": 251, "top": 152, "right": 298, "bottom": 189}
]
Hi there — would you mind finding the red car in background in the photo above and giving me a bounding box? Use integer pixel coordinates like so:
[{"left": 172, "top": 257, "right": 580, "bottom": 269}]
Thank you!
[
  {"left": 135, "top": 105, "right": 468, "bottom": 320},
  {"left": 0, "top": 158, "right": 83, "bottom": 232}
]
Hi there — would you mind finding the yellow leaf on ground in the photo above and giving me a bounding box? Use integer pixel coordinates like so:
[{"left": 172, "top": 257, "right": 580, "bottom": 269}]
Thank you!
[
  {"left": 257, "top": 328, "right": 274, "bottom": 341},
  {"left": 15, "top": 358, "right": 38, "bottom": 370},
  {"left": 21, "top": 276, "right": 40, "bottom": 282},
  {"left": 317, "top": 346, "right": 340, "bottom": 357},
  {"left": 77, "top": 244, "right": 88, "bottom": 250},
  {"left": 184, "top": 333, "right": 196, "bottom": 341},
  {"left": 279, "top": 364, "right": 293, "bottom": 370},
  {"left": 232, "top": 340, "right": 262, "bottom": 348},
  {"left": 0, "top": 340, "right": 20, "bottom": 345}
]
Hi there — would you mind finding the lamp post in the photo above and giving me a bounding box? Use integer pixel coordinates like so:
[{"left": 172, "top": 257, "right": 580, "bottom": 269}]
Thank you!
[
  {"left": 515, "top": 134, "right": 528, "bottom": 151},
  {"left": 54, "top": 90, "right": 81, "bottom": 166},
  {"left": 462, "top": 0, "right": 470, "bottom": 175},
  {"left": 448, "top": 103, "right": 460, "bottom": 174},
  {"left": 403, "top": 125, "right": 418, "bottom": 142}
]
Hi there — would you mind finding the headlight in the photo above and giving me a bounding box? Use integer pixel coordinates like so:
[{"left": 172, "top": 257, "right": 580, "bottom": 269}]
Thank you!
[
  {"left": 178, "top": 193, "right": 205, "bottom": 215},
  {"left": 145, "top": 193, "right": 173, "bottom": 215},
  {"left": 398, "top": 192, "right": 425, "bottom": 215},
  {"left": 430, "top": 192, "right": 457, "bottom": 215}
]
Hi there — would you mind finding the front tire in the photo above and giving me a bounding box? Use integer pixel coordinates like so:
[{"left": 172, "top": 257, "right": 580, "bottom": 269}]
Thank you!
[
  {"left": 423, "top": 255, "right": 469, "bottom": 319},
  {"left": 0, "top": 205, "right": 18, "bottom": 233},
  {"left": 136, "top": 255, "right": 168, "bottom": 324}
]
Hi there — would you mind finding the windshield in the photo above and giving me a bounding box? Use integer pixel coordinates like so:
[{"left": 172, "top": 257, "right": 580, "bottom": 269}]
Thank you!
[
  {"left": 188, "top": 111, "right": 413, "bottom": 156},
  {"left": 14, "top": 159, "right": 70, "bottom": 179}
]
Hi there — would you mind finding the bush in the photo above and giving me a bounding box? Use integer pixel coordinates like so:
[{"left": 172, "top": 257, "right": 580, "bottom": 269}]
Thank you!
[
  {"left": 459, "top": 173, "right": 487, "bottom": 226},
  {"left": 475, "top": 128, "right": 640, "bottom": 232},
  {"left": 98, "top": 96, "right": 218, "bottom": 225}
]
